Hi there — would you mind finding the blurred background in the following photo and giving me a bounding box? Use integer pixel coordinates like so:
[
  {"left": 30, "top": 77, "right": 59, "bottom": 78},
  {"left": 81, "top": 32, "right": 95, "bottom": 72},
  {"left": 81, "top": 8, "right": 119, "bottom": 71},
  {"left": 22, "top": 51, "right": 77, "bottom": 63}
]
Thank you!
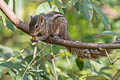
[{"left": 0, "top": 0, "right": 120, "bottom": 80}]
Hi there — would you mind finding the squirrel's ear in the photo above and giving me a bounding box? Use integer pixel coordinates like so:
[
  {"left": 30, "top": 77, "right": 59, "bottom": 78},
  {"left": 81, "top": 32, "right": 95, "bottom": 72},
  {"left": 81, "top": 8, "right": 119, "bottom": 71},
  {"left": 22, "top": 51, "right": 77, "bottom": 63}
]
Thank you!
[
  {"left": 30, "top": 16, "right": 35, "bottom": 24},
  {"left": 38, "top": 16, "right": 44, "bottom": 23},
  {"left": 31, "top": 16, "right": 33, "bottom": 19}
]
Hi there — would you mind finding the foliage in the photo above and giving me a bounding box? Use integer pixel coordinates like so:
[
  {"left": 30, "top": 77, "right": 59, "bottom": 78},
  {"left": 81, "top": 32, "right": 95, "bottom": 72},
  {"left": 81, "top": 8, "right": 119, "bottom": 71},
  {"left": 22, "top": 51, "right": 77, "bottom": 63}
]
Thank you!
[{"left": 0, "top": 0, "right": 120, "bottom": 80}]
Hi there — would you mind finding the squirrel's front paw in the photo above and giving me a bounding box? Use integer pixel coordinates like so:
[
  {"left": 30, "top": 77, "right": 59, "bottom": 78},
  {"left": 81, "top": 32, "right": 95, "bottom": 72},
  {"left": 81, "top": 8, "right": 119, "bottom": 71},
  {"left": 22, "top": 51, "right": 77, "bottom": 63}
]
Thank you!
[
  {"left": 31, "top": 36, "right": 39, "bottom": 43},
  {"left": 52, "top": 36, "right": 60, "bottom": 41}
]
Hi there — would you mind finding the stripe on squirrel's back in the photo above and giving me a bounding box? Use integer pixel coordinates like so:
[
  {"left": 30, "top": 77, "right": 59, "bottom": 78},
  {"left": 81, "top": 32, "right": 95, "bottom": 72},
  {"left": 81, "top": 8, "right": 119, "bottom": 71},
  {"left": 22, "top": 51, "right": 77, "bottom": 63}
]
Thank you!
[
  {"left": 45, "top": 11, "right": 65, "bottom": 22},
  {"left": 52, "top": 15, "right": 65, "bottom": 22}
]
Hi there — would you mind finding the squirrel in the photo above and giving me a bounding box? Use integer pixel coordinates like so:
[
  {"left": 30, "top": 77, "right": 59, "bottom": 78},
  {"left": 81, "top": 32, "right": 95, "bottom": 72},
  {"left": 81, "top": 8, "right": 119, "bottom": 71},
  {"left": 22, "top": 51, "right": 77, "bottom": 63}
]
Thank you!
[{"left": 29, "top": 11, "right": 116, "bottom": 59}]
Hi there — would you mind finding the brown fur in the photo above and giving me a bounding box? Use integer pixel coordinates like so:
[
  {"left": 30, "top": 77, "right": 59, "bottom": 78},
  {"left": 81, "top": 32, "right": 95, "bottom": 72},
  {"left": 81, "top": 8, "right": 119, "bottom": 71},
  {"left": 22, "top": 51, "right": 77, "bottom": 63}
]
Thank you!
[{"left": 29, "top": 11, "right": 113, "bottom": 59}]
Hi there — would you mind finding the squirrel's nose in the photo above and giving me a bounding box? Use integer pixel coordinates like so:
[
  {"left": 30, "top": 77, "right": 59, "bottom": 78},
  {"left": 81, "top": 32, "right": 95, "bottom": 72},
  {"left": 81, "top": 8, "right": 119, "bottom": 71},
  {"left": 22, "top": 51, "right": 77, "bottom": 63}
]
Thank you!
[
  {"left": 29, "top": 33, "right": 35, "bottom": 36},
  {"left": 30, "top": 33, "right": 38, "bottom": 36}
]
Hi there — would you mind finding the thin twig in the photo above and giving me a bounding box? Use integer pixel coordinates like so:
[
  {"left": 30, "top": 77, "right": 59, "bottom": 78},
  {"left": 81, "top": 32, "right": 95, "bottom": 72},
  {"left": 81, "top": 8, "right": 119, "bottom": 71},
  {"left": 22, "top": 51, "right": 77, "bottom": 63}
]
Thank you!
[
  {"left": 33, "top": 46, "right": 37, "bottom": 59},
  {"left": 52, "top": 57, "right": 58, "bottom": 80},
  {"left": 19, "top": 45, "right": 32, "bottom": 58},
  {"left": 22, "top": 46, "right": 37, "bottom": 79},
  {"left": 64, "top": 50, "right": 77, "bottom": 79},
  {"left": 112, "top": 69, "right": 120, "bottom": 80},
  {"left": 104, "top": 49, "right": 113, "bottom": 64},
  {"left": 100, "top": 48, "right": 120, "bottom": 79},
  {"left": 112, "top": 57, "right": 120, "bottom": 64},
  {"left": 7, "top": 45, "right": 32, "bottom": 62},
  {"left": 66, "top": 56, "right": 72, "bottom": 70},
  {"left": 22, "top": 57, "right": 34, "bottom": 79},
  {"left": 63, "top": 50, "right": 73, "bottom": 70},
  {"left": 19, "top": 46, "right": 31, "bottom": 53},
  {"left": 37, "top": 44, "right": 49, "bottom": 56},
  {"left": 22, "top": 44, "right": 49, "bottom": 79},
  {"left": 100, "top": 48, "right": 120, "bottom": 64},
  {"left": 7, "top": 56, "right": 14, "bottom": 62}
]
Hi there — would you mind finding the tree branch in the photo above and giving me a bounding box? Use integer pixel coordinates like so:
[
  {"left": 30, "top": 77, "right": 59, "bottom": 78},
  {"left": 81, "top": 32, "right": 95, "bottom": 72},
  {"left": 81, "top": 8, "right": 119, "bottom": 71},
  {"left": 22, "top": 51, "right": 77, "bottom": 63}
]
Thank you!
[
  {"left": 46, "top": 37, "right": 120, "bottom": 49},
  {"left": 0, "top": 0, "right": 29, "bottom": 34},
  {"left": 0, "top": 0, "right": 120, "bottom": 49}
]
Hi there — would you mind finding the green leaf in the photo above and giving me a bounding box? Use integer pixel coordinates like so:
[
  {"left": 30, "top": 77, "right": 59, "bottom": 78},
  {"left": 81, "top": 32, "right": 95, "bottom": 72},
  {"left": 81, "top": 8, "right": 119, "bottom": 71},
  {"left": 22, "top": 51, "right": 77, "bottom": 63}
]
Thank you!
[
  {"left": 13, "top": 0, "right": 16, "bottom": 13},
  {"left": 22, "top": 55, "right": 33, "bottom": 64},
  {"left": 99, "top": 67, "right": 112, "bottom": 73},
  {"left": 0, "top": 62, "right": 24, "bottom": 69},
  {"left": 4, "top": 0, "right": 9, "bottom": 4},
  {"left": 0, "top": 67, "right": 2, "bottom": 78},
  {"left": 0, "top": 45, "right": 14, "bottom": 60},
  {"left": 51, "top": 45, "right": 63, "bottom": 54},
  {"left": 23, "top": 73, "right": 28, "bottom": 80},
  {"left": 22, "top": 55, "right": 40, "bottom": 66},
  {"left": 0, "top": 16, "right": 3, "bottom": 23},
  {"left": 94, "top": 59, "right": 101, "bottom": 64},
  {"left": 92, "top": 3, "right": 111, "bottom": 30},
  {"left": 100, "top": 72, "right": 112, "bottom": 79},
  {"left": 71, "top": 0, "right": 78, "bottom": 4},
  {"left": 75, "top": 0, "right": 93, "bottom": 21},
  {"left": 102, "top": 31, "right": 120, "bottom": 36},
  {"left": 54, "top": 0, "right": 65, "bottom": 13},
  {"left": 15, "top": 75, "right": 22, "bottom": 80},
  {"left": 75, "top": 1, "right": 82, "bottom": 11},
  {"left": 47, "top": 0, "right": 53, "bottom": 8},
  {"left": 55, "top": 0, "right": 66, "bottom": 8},
  {"left": 83, "top": 0, "right": 93, "bottom": 21},
  {"left": 6, "top": 18, "right": 14, "bottom": 31},
  {"left": 0, "top": 16, "right": 4, "bottom": 30},
  {"left": 92, "top": 11, "right": 101, "bottom": 26},
  {"left": 116, "top": 36, "right": 120, "bottom": 42},
  {"left": 85, "top": 59, "right": 93, "bottom": 70},
  {"left": 8, "top": 70, "right": 16, "bottom": 79},
  {"left": 45, "top": 61, "right": 55, "bottom": 77},
  {"left": 75, "top": 57, "right": 84, "bottom": 70},
  {"left": 31, "top": 71, "right": 49, "bottom": 80},
  {"left": 36, "top": 2, "right": 59, "bottom": 14},
  {"left": 86, "top": 76, "right": 109, "bottom": 80}
]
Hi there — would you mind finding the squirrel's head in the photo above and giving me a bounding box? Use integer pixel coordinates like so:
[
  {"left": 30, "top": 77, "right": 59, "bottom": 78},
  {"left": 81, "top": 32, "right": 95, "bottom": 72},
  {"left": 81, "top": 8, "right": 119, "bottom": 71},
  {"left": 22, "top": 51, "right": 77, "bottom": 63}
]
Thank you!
[{"left": 29, "top": 15, "right": 46, "bottom": 36}]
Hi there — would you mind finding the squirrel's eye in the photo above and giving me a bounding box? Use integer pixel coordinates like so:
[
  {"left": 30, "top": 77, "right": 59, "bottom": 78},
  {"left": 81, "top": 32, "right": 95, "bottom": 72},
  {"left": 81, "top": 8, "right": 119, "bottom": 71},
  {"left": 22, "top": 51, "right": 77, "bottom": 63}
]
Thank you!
[
  {"left": 40, "top": 18, "right": 44, "bottom": 23},
  {"left": 40, "top": 18, "right": 43, "bottom": 23},
  {"left": 35, "top": 25, "right": 38, "bottom": 28}
]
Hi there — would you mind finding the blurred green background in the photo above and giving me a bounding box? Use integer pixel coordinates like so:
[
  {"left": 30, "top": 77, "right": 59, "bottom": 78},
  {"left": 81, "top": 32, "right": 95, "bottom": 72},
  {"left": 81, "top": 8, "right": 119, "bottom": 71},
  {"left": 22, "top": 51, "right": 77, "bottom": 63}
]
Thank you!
[{"left": 0, "top": 0, "right": 120, "bottom": 80}]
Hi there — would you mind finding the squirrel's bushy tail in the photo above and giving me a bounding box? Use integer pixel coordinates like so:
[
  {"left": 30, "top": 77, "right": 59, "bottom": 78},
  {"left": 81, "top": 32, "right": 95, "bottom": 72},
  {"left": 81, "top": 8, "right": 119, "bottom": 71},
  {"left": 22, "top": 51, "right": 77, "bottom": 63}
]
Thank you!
[
  {"left": 65, "top": 34, "right": 113, "bottom": 58},
  {"left": 64, "top": 31, "right": 114, "bottom": 59},
  {"left": 67, "top": 47, "right": 112, "bottom": 58}
]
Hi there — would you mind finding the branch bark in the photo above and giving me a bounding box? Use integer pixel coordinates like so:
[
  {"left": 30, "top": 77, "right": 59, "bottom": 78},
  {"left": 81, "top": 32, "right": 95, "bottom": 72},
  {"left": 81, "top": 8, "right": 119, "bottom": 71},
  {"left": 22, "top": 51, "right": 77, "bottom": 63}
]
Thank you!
[
  {"left": 0, "top": 0, "right": 120, "bottom": 49},
  {"left": 47, "top": 37, "right": 120, "bottom": 49}
]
